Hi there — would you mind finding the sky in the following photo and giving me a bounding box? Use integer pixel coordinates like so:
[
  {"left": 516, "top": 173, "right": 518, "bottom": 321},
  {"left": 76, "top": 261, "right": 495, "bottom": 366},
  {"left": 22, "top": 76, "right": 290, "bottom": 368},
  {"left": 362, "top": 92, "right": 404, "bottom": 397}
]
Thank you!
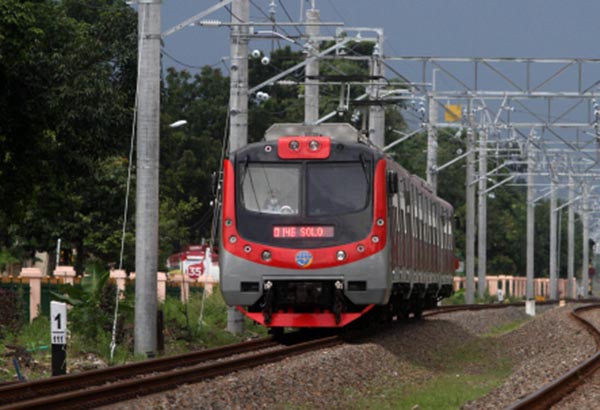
[{"left": 160, "top": 0, "right": 600, "bottom": 72}]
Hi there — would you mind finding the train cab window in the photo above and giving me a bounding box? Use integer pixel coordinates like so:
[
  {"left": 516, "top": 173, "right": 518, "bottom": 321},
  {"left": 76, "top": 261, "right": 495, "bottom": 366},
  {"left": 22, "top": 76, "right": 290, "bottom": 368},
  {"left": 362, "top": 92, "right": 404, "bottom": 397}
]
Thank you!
[
  {"left": 240, "top": 163, "right": 300, "bottom": 215},
  {"left": 306, "top": 162, "right": 369, "bottom": 216}
]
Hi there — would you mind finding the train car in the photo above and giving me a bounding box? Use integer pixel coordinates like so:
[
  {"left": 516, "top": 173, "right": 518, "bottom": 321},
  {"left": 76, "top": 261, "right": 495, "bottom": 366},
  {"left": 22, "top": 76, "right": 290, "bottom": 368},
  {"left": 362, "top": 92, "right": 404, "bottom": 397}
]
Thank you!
[{"left": 220, "top": 123, "right": 455, "bottom": 329}]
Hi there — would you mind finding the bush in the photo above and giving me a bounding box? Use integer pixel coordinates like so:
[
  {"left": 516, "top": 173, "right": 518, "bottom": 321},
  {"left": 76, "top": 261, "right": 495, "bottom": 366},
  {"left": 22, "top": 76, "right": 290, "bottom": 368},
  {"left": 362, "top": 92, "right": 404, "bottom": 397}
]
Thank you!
[
  {"left": 50, "top": 261, "right": 133, "bottom": 357},
  {"left": 0, "top": 288, "right": 26, "bottom": 338}
]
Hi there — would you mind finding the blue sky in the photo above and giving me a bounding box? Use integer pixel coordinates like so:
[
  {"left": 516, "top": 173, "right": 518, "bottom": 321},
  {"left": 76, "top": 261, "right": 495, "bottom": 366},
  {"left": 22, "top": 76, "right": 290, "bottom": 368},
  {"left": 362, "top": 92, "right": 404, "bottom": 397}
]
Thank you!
[{"left": 161, "top": 0, "right": 600, "bottom": 72}]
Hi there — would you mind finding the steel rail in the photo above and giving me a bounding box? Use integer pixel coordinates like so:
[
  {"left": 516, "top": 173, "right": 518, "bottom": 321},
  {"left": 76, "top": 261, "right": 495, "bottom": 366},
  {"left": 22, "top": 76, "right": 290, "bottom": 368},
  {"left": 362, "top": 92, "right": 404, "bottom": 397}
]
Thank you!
[
  {"left": 506, "top": 303, "right": 600, "bottom": 410},
  {"left": 0, "top": 336, "right": 277, "bottom": 406},
  {"left": 0, "top": 335, "right": 341, "bottom": 410}
]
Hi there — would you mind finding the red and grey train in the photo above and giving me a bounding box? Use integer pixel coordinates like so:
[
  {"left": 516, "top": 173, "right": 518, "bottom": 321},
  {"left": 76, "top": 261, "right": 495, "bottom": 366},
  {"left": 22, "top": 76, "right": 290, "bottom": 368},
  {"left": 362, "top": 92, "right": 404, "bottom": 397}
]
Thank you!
[{"left": 220, "top": 123, "right": 455, "bottom": 329}]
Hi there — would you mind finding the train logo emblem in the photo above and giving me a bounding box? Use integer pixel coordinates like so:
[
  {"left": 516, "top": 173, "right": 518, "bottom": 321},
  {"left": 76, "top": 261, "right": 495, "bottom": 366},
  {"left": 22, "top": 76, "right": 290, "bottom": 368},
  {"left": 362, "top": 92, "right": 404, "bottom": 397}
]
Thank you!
[{"left": 295, "top": 251, "right": 313, "bottom": 268}]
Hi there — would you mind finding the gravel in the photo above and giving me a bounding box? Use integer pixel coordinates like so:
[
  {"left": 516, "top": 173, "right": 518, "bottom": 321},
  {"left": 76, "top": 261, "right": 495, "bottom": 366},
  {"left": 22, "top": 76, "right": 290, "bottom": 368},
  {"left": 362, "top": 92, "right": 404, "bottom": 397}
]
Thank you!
[
  {"left": 462, "top": 303, "right": 597, "bottom": 409},
  {"left": 102, "top": 303, "right": 599, "bottom": 410}
]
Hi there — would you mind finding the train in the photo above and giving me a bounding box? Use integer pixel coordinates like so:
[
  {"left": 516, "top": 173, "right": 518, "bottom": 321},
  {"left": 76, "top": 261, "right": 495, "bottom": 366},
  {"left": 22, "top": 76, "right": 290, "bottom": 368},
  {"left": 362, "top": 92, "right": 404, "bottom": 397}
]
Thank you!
[{"left": 219, "top": 123, "right": 455, "bottom": 330}]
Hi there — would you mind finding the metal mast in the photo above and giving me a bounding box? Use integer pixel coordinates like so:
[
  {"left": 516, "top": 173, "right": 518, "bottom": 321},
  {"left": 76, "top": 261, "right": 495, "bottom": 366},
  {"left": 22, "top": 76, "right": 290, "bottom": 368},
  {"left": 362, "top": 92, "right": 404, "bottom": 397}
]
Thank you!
[
  {"left": 135, "top": 0, "right": 161, "bottom": 356},
  {"left": 226, "top": 0, "right": 249, "bottom": 333}
]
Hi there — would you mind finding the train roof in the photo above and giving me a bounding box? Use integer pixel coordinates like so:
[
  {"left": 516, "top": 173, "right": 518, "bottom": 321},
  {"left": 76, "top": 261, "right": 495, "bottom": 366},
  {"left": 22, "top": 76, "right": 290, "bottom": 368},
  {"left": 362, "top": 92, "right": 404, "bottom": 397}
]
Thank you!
[{"left": 264, "top": 123, "right": 362, "bottom": 143}]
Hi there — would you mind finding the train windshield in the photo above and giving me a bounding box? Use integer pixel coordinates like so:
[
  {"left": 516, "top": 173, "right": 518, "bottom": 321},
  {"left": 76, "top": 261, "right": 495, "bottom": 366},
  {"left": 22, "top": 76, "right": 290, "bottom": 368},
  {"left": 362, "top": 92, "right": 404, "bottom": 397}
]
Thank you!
[
  {"left": 306, "top": 162, "right": 369, "bottom": 216},
  {"left": 240, "top": 163, "right": 300, "bottom": 215}
]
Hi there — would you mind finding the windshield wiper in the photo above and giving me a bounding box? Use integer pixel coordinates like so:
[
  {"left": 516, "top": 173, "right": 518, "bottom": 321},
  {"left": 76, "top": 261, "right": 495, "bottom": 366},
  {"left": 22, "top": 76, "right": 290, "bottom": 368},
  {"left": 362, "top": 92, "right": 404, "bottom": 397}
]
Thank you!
[
  {"left": 239, "top": 157, "right": 262, "bottom": 212},
  {"left": 359, "top": 154, "right": 370, "bottom": 185}
]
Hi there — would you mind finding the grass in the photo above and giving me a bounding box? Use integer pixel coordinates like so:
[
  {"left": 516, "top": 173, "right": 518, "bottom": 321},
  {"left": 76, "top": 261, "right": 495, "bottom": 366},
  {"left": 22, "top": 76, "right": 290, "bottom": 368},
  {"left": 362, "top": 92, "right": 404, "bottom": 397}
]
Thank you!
[
  {"left": 342, "top": 334, "right": 514, "bottom": 410},
  {"left": 0, "top": 287, "right": 267, "bottom": 381},
  {"left": 484, "top": 318, "right": 529, "bottom": 337}
]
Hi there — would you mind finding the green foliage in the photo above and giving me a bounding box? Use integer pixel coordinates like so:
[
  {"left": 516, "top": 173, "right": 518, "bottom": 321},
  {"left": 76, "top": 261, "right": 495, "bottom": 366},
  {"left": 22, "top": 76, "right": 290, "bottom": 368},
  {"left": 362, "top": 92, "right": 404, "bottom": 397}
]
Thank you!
[
  {"left": 344, "top": 336, "right": 512, "bottom": 410},
  {"left": 0, "top": 287, "right": 26, "bottom": 338},
  {"left": 0, "top": 0, "right": 137, "bottom": 271},
  {"left": 13, "top": 316, "right": 51, "bottom": 353},
  {"left": 161, "top": 288, "right": 266, "bottom": 352},
  {"left": 50, "top": 261, "right": 133, "bottom": 349}
]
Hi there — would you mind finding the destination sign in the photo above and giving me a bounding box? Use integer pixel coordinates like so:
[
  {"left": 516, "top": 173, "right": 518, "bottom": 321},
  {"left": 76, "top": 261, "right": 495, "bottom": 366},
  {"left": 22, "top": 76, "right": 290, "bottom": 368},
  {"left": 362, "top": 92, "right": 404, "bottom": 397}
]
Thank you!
[{"left": 273, "top": 226, "right": 334, "bottom": 238}]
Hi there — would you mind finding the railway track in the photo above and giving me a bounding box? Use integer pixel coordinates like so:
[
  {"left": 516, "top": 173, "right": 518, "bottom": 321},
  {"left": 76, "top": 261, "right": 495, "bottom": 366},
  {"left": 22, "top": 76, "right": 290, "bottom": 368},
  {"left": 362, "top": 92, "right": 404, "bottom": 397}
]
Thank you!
[
  {"left": 506, "top": 303, "right": 600, "bottom": 410},
  {"left": 0, "top": 333, "right": 341, "bottom": 410}
]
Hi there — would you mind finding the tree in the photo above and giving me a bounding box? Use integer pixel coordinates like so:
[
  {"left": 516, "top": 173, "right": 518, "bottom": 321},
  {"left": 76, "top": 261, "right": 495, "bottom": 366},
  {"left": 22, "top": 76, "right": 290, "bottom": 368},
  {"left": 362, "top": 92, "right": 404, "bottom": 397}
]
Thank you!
[{"left": 0, "top": 0, "right": 138, "bottom": 272}]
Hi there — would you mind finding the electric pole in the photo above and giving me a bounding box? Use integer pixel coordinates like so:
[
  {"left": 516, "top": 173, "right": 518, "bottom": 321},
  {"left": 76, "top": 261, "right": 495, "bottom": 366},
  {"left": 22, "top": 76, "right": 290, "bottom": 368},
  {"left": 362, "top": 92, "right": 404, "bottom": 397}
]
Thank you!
[
  {"left": 226, "top": 0, "right": 249, "bottom": 334},
  {"left": 135, "top": 0, "right": 161, "bottom": 357},
  {"left": 465, "top": 101, "right": 476, "bottom": 304},
  {"left": 426, "top": 80, "right": 438, "bottom": 193},
  {"left": 582, "top": 183, "right": 590, "bottom": 297},
  {"left": 567, "top": 174, "right": 575, "bottom": 298},
  {"left": 549, "top": 177, "right": 558, "bottom": 300},
  {"left": 304, "top": 6, "right": 320, "bottom": 124},
  {"left": 368, "top": 34, "right": 385, "bottom": 147},
  {"left": 477, "top": 127, "right": 488, "bottom": 299},
  {"left": 526, "top": 139, "right": 535, "bottom": 300}
]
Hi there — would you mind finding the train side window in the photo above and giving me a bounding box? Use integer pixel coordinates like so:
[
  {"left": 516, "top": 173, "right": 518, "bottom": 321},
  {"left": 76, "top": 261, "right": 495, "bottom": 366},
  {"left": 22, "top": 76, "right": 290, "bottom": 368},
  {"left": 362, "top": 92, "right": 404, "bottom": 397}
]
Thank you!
[{"left": 398, "top": 180, "right": 407, "bottom": 234}]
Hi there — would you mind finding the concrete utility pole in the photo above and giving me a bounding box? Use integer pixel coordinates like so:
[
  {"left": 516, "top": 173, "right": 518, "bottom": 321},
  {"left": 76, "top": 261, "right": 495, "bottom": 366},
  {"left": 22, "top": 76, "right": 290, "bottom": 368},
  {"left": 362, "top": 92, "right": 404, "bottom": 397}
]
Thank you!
[
  {"left": 227, "top": 0, "right": 249, "bottom": 333},
  {"left": 368, "top": 34, "right": 385, "bottom": 147},
  {"left": 228, "top": 0, "right": 249, "bottom": 153},
  {"left": 567, "top": 175, "right": 575, "bottom": 298},
  {"left": 549, "top": 178, "right": 558, "bottom": 300},
  {"left": 582, "top": 183, "right": 590, "bottom": 297},
  {"left": 465, "top": 101, "right": 476, "bottom": 304},
  {"left": 477, "top": 127, "right": 488, "bottom": 299},
  {"left": 304, "top": 7, "right": 320, "bottom": 124},
  {"left": 135, "top": 0, "right": 161, "bottom": 357},
  {"left": 426, "top": 73, "right": 438, "bottom": 193},
  {"left": 526, "top": 138, "right": 535, "bottom": 300}
]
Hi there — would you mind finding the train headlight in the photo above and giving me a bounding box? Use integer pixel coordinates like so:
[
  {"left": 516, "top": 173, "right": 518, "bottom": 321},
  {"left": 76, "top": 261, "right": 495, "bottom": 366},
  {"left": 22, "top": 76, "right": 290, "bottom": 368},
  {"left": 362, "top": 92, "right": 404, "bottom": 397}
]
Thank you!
[
  {"left": 261, "top": 250, "right": 272, "bottom": 261},
  {"left": 377, "top": 218, "right": 385, "bottom": 226},
  {"left": 334, "top": 280, "right": 344, "bottom": 290},
  {"left": 264, "top": 280, "right": 273, "bottom": 290},
  {"left": 229, "top": 235, "right": 238, "bottom": 244},
  {"left": 289, "top": 140, "right": 300, "bottom": 151},
  {"left": 371, "top": 235, "right": 380, "bottom": 244},
  {"left": 309, "top": 140, "right": 320, "bottom": 151},
  {"left": 336, "top": 250, "right": 346, "bottom": 261},
  {"left": 244, "top": 245, "right": 252, "bottom": 253}
]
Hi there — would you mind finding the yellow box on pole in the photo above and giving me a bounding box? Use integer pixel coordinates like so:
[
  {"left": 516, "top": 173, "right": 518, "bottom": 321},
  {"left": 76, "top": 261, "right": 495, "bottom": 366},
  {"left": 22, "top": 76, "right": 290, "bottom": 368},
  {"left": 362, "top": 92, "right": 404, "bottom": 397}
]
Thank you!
[{"left": 444, "top": 104, "right": 462, "bottom": 122}]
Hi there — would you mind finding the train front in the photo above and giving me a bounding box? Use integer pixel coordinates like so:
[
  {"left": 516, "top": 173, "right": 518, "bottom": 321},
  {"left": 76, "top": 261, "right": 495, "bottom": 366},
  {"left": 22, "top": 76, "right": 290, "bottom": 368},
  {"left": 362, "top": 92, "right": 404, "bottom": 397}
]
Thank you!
[{"left": 220, "top": 132, "right": 390, "bottom": 328}]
